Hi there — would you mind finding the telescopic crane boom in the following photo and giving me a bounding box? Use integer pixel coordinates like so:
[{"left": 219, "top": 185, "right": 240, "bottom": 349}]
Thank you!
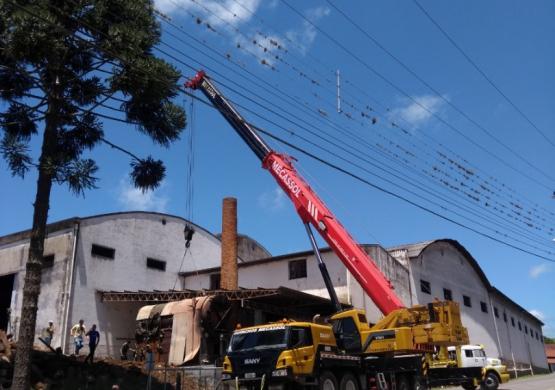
[{"left": 186, "top": 71, "right": 404, "bottom": 315}]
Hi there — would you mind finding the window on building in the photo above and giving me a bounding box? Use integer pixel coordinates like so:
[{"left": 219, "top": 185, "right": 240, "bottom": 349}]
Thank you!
[
  {"left": 536, "top": 332, "right": 539, "bottom": 340},
  {"left": 146, "top": 257, "right": 166, "bottom": 271},
  {"left": 493, "top": 307, "right": 499, "bottom": 318},
  {"left": 42, "top": 254, "right": 55, "bottom": 268},
  {"left": 443, "top": 288, "right": 452, "bottom": 301},
  {"left": 480, "top": 301, "right": 488, "bottom": 313},
  {"left": 91, "top": 244, "right": 115, "bottom": 259},
  {"left": 209, "top": 273, "right": 221, "bottom": 290},
  {"left": 530, "top": 329, "right": 534, "bottom": 338},
  {"left": 463, "top": 295, "right": 472, "bottom": 308},
  {"left": 511, "top": 317, "right": 515, "bottom": 327},
  {"left": 518, "top": 321, "right": 522, "bottom": 331},
  {"left": 503, "top": 312, "right": 507, "bottom": 322},
  {"left": 524, "top": 325, "right": 528, "bottom": 334},
  {"left": 420, "top": 280, "right": 431, "bottom": 295},
  {"left": 288, "top": 259, "right": 307, "bottom": 280}
]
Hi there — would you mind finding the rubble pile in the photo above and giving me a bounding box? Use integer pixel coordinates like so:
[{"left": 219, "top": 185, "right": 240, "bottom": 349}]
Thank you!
[{"left": 0, "top": 351, "right": 181, "bottom": 389}]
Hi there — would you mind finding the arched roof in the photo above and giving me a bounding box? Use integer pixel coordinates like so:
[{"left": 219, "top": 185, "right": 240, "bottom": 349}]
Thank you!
[
  {"left": 0, "top": 211, "right": 220, "bottom": 247},
  {"left": 388, "top": 239, "right": 492, "bottom": 289},
  {"left": 387, "top": 239, "right": 543, "bottom": 325},
  {"left": 79, "top": 211, "right": 221, "bottom": 243}
]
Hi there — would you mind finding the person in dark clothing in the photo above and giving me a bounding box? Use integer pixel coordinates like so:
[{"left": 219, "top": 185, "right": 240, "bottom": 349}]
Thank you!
[
  {"left": 84, "top": 324, "right": 100, "bottom": 364},
  {"left": 120, "top": 341, "right": 129, "bottom": 360}
]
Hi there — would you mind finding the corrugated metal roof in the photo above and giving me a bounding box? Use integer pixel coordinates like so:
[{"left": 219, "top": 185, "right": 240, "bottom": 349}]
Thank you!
[
  {"left": 97, "top": 287, "right": 346, "bottom": 312},
  {"left": 386, "top": 240, "right": 435, "bottom": 258}
]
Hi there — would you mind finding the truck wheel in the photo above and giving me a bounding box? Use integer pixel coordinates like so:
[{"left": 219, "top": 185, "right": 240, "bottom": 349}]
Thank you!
[
  {"left": 319, "top": 371, "right": 339, "bottom": 390},
  {"left": 480, "top": 372, "right": 499, "bottom": 390},
  {"left": 339, "top": 372, "right": 360, "bottom": 390}
]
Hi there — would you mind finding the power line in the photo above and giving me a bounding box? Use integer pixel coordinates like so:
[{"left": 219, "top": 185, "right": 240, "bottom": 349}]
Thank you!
[
  {"left": 154, "top": 2, "right": 555, "bottom": 225},
  {"left": 283, "top": 0, "right": 555, "bottom": 188},
  {"left": 7, "top": 0, "right": 555, "bottom": 260},
  {"left": 411, "top": 0, "right": 555, "bottom": 149}
]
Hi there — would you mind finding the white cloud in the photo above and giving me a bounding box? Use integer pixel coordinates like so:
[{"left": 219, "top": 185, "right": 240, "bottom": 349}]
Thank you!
[
  {"left": 390, "top": 95, "right": 446, "bottom": 129},
  {"left": 529, "top": 263, "right": 550, "bottom": 278},
  {"left": 257, "top": 187, "right": 286, "bottom": 211},
  {"left": 286, "top": 6, "right": 330, "bottom": 55},
  {"left": 529, "top": 309, "right": 545, "bottom": 321},
  {"left": 117, "top": 179, "right": 168, "bottom": 212},
  {"left": 155, "top": 0, "right": 261, "bottom": 27}
]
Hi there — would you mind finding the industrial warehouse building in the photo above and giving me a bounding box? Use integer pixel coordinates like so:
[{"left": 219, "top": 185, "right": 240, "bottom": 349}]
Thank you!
[
  {"left": 0, "top": 211, "right": 269, "bottom": 357},
  {"left": 0, "top": 211, "right": 549, "bottom": 373},
  {"left": 183, "top": 239, "right": 549, "bottom": 373}
]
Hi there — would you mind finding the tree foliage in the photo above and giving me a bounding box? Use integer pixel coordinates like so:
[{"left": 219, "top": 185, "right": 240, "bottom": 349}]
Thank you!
[
  {"left": 0, "top": 0, "right": 187, "bottom": 388},
  {"left": 0, "top": 0, "right": 186, "bottom": 192}
]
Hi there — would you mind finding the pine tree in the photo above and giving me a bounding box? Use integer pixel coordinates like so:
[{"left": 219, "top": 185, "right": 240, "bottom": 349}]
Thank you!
[{"left": 0, "top": 1, "right": 186, "bottom": 387}]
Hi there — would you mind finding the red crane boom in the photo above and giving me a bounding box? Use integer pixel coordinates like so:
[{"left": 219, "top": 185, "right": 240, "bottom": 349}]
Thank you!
[{"left": 186, "top": 71, "right": 404, "bottom": 315}]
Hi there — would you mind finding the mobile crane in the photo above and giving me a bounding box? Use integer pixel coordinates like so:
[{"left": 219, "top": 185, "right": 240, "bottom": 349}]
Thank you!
[{"left": 186, "top": 71, "right": 503, "bottom": 390}]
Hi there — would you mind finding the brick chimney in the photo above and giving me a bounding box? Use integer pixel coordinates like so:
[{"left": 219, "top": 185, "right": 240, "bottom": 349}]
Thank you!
[{"left": 220, "top": 197, "right": 238, "bottom": 290}]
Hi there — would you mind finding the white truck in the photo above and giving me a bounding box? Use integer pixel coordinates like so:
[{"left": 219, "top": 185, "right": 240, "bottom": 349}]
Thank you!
[{"left": 447, "top": 345, "right": 510, "bottom": 390}]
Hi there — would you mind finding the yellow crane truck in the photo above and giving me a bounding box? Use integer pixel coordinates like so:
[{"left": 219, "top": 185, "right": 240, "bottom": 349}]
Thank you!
[
  {"left": 186, "top": 71, "right": 508, "bottom": 390},
  {"left": 220, "top": 303, "right": 491, "bottom": 390}
]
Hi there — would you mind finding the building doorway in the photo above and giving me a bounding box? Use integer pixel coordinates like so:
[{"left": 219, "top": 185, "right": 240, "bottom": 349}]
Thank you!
[{"left": 0, "top": 273, "right": 15, "bottom": 330}]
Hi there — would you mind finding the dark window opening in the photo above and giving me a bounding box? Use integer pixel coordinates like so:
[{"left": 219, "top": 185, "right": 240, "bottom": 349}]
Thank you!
[
  {"left": 289, "top": 259, "right": 307, "bottom": 280},
  {"left": 494, "top": 307, "right": 499, "bottom": 318},
  {"left": 91, "top": 244, "right": 115, "bottom": 259},
  {"left": 358, "top": 313, "right": 368, "bottom": 325},
  {"left": 42, "top": 254, "right": 55, "bottom": 268},
  {"left": 146, "top": 257, "right": 166, "bottom": 271},
  {"left": 511, "top": 317, "right": 515, "bottom": 327},
  {"left": 464, "top": 350, "right": 473, "bottom": 358},
  {"left": 524, "top": 325, "right": 528, "bottom": 334},
  {"left": 536, "top": 332, "right": 539, "bottom": 340},
  {"left": 0, "top": 274, "right": 15, "bottom": 330},
  {"left": 209, "top": 273, "right": 221, "bottom": 290},
  {"left": 443, "top": 288, "right": 452, "bottom": 301},
  {"left": 503, "top": 312, "right": 507, "bottom": 322},
  {"left": 463, "top": 295, "right": 472, "bottom": 307},
  {"left": 480, "top": 301, "right": 488, "bottom": 313},
  {"left": 289, "top": 327, "right": 313, "bottom": 348},
  {"left": 518, "top": 321, "right": 522, "bottom": 331},
  {"left": 420, "top": 280, "right": 431, "bottom": 295}
]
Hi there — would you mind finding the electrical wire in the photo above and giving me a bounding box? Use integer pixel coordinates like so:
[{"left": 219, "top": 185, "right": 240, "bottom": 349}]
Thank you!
[
  {"left": 281, "top": 0, "right": 555, "bottom": 188},
  {"left": 6, "top": 0, "right": 555, "bottom": 261},
  {"left": 411, "top": 0, "right": 555, "bottom": 149}
]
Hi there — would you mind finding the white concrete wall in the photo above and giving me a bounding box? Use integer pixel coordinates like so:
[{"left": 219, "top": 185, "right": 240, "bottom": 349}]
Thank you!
[
  {"left": 184, "top": 245, "right": 411, "bottom": 324},
  {"left": 491, "top": 293, "right": 548, "bottom": 370},
  {"left": 408, "top": 242, "right": 500, "bottom": 359},
  {"left": 0, "top": 228, "right": 75, "bottom": 350},
  {"left": 184, "top": 250, "right": 349, "bottom": 302},
  {"left": 408, "top": 242, "right": 548, "bottom": 370},
  {"left": 66, "top": 213, "right": 223, "bottom": 357}
]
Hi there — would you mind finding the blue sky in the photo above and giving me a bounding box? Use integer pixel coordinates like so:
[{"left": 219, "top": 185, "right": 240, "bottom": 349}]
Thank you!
[{"left": 1, "top": 0, "right": 554, "bottom": 336}]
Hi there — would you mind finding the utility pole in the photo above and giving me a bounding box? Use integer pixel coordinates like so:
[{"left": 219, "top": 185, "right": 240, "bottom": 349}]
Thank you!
[{"left": 336, "top": 69, "right": 341, "bottom": 113}]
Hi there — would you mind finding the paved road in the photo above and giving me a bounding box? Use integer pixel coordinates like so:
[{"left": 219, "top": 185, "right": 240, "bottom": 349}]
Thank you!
[
  {"left": 497, "top": 373, "right": 555, "bottom": 390},
  {"left": 444, "top": 373, "right": 555, "bottom": 390}
]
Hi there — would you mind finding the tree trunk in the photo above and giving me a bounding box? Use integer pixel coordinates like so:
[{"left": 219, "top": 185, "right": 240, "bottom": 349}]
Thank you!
[{"left": 11, "top": 101, "right": 59, "bottom": 390}]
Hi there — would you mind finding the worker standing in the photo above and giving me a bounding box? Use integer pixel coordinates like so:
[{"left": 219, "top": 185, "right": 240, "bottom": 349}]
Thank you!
[
  {"left": 41, "top": 321, "right": 54, "bottom": 346},
  {"left": 70, "top": 319, "right": 86, "bottom": 355},
  {"left": 84, "top": 324, "right": 100, "bottom": 364}
]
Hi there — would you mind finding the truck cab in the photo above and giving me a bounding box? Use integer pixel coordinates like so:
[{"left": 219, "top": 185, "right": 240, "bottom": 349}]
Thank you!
[
  {"left": 447, "top": 345, "right": 510, "bottom": 390},
  {"left": 222, "top": 320, "right": 337, "bottom": 390}
]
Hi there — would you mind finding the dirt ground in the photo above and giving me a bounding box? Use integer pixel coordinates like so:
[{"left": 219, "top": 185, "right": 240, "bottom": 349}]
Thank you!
[{"left": 0, "top": 351, "right": 207, "bottom": 390}]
